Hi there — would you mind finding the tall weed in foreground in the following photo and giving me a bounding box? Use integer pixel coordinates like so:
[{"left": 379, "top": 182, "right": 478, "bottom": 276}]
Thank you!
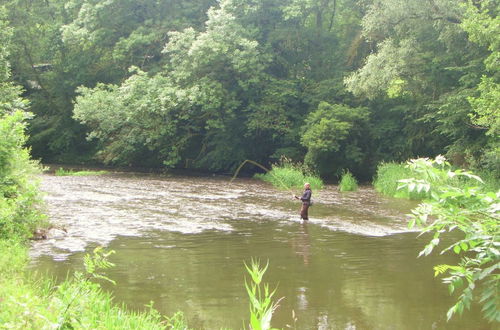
[
  {"left": 400, "top": 156, "right": 499, "bottom": 322},
  {"left": 254, "top": 157, "right": 324, "bottom": 191},
  {"left": 244, "top": 259, "right": 282, "bottom": 330},
  {"left": 338, "top": 170, "right": 358, "bottom": 192}
]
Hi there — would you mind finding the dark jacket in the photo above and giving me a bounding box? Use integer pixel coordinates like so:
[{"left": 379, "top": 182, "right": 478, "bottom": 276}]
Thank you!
[{"left": 300, "top": 189, "right": 312, "bottom": 203}]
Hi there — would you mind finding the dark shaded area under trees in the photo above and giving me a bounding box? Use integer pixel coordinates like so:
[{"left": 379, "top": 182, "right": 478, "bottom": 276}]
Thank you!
[{"left": 4, "top": 0, "right": 499, "bottom": 181}]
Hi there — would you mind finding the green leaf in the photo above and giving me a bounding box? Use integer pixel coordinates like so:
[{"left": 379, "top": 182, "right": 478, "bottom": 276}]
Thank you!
[
  {"left": 250, "top": 313, "right": 261, "bottom": 330},
  {"left": 447, "top": 306, "right": 455, "bottom": 321}
]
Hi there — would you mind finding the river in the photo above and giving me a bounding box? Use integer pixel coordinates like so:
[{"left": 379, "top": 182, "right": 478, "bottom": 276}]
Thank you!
[{"left": 29, "top": 171, "right": 492, "bottom": 329}]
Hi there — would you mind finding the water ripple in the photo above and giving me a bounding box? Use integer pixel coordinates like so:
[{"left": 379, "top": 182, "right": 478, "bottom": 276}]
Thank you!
[{"left": 31, "top": 173, "right": 417, "bottom": 260}]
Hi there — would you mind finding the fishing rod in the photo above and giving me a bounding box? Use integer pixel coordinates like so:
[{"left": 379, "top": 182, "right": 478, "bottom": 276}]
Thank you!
[{"left": 230, "top": 159, "right": 298, "bottom": 197}]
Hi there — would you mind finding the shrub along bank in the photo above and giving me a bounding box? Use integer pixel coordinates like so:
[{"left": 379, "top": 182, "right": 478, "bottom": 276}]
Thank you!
[
  {"left": 0, "top": 111, "right": 47, "bottom": 239},
  {"left": 373, "top": 156, "right": 499, "bottom": 322}
]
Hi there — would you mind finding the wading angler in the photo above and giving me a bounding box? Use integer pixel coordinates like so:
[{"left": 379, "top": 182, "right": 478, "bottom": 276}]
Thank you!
[{"left": 294, "top": 183, "right": 312, "bottom": 221}]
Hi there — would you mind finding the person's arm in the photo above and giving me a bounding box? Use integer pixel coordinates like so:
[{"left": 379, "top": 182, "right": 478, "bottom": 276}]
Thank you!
[{"left": 300, "top": 190, "right": 311, "bottom": 201}]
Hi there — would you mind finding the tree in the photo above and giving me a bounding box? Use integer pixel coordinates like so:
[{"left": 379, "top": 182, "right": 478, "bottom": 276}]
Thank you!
[
  {"left": 5, "top": 0, "right": 215, "bottom": 162},
  {"left": 462, "top": 0, "right": 499, "bottom": 146},
  {"left": 0, "top": 6, "right": 27, "bottom": 116},
  {"left": 301, "top": 102, "right": 369, "bottom": 177},
  {"left": 74, "top": 0, "right": 269, "bottom": 170},
  {"left": 0, "top": 7, "right": 44, "bottom": 239},
  {"left": 344, "top": 0, "right": 496, "bottom": 171}
]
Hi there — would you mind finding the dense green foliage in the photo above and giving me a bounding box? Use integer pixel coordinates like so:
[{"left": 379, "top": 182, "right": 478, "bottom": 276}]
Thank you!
[
  {"left": 338, "top": 170, "right": 358, "bottom": 192},
  {"left": 399, "top": 157, "right": 499, "bottom": 322},
  {"left": 374, "top": 159, "right": 499, "bottom": 199},
  {"left": 1, "top": 0, "right": 496, "bottom": 180},
  {"left": 254, "top": 158, "right": 324, "bottom": 191},
  {"left": 346, "top": 0, "right": 499, "bottom": 174},
  {"left": 0, "top": 111, "right": 46, "bottom": 239},
  {"left": 0, "top": 7, "right": 45, "bottom": 240}
]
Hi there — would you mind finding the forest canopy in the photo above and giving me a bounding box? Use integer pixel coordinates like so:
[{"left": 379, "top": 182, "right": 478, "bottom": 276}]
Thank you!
[{"left": 3, "top": 0, "right": 498, "bottom": 180}]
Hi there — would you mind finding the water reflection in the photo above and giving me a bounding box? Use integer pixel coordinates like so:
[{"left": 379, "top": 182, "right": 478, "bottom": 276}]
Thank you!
[{"left": 291, "top": 222, "right": 311, "bottom": 266}]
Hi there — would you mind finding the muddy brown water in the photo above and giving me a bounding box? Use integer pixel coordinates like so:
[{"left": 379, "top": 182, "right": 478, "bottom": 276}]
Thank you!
[{"left": 30, "top": 172, "right": 492, "bottom": 329}]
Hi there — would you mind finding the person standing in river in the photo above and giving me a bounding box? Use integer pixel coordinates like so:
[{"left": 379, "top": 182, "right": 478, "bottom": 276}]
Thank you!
[{"left": 294, "top": 183, "right": 312, "bottom": 220}]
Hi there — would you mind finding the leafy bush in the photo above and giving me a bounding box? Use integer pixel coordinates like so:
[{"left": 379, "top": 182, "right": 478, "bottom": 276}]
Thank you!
[
  {"left": 338, "top": 170, "right": 358, "bottom": 192},
  {"left": 254, "top": 157, "right": 324, "bottom": 190},
  {"left": 0, "top": 111, "right": 46, "bottom": 240},
  {"left": 400, "top": 156, "right": 500, "bottom": 322}
]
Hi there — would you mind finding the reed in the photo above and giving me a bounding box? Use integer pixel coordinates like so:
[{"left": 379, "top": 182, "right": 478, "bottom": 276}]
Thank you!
[{"left": 338, "top": 170, "right": 358, "bottom": 192}]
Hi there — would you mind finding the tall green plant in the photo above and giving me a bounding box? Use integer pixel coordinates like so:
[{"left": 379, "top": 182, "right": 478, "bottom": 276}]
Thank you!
[
  {"left": 244, "top": 259, "right": 282, "bottom": 330},
  {"left": 254, "top": 157, "right": 324, "bottom": 191},
  {"left": 399, "top": 156, "right": 499, "bottom": 322},
  {"left": 338, "top": 169, "right": 358, "bottom": 192},
  {"left": 0, "top": 8, "right": 45, "bottom": 240}
]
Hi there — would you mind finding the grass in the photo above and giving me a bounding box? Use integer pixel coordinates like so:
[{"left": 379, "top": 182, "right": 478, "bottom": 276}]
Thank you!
[
  {"left": 458, "top": 169, "right": 500, "bottom": 193},
  {"left": 0, "top": 241, "right": 186, "bottom": 329},
  {"left": 55, "top": 168, "right": 109, "bottom": 176},
  {"left": 338, "top": 170, "right": 358, "bottom": 192},
  {"left": 254, "top": 157, "right": 324, "bottom": 191},
  {"left": 373, "top": 162, "right": 428, "bottom": 199},
  {"left": 373, "top": 159, "right": 499, "bottom": 200}
]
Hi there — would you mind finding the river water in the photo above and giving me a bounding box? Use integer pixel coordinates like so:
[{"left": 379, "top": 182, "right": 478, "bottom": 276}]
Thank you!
[{"left": 30, "top": 172, "right": 492, "bottom": 329}]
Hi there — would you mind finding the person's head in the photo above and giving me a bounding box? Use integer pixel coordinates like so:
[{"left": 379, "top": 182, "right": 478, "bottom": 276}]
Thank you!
[{"left": 304, "top": 182, "right": 310, "bottom": 190}]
